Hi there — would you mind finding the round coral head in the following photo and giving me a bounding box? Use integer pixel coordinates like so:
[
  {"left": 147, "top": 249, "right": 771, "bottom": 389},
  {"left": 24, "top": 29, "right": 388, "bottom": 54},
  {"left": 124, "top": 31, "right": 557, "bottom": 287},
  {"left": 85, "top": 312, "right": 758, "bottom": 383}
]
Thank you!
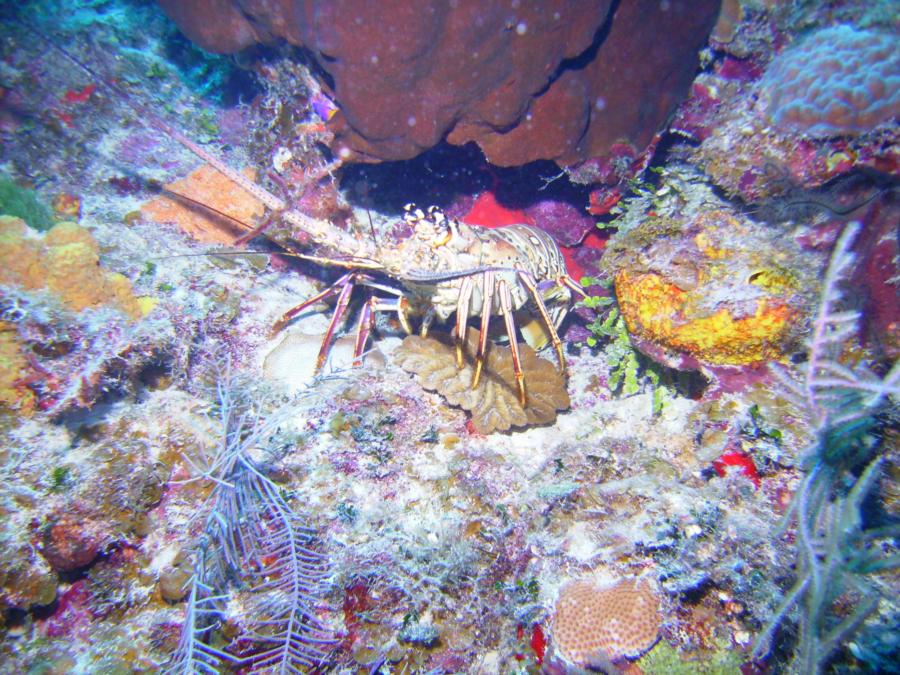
[{"left": 552, "top": 577, "right": 661, "bottom": 667}]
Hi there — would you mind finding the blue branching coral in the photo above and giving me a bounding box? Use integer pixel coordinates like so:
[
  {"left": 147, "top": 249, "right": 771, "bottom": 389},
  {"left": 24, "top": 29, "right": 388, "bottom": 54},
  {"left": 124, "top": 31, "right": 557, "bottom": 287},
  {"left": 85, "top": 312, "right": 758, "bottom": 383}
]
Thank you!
[
  {"left": 169, "top": 370, "right": 334, "bottom": 673},
  {"left": 753, "top": 223, "right": 900, "bottom": 673}
]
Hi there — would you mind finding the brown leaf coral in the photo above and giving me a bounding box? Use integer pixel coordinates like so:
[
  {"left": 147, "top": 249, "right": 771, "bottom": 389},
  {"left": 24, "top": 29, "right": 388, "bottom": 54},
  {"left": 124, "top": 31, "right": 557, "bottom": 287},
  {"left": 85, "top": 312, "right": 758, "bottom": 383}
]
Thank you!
[
  {"left": 393, "top": 328, "right": 569, "bottom": 434},
  {"left": 551, "top": 578, "right": 662, "bottom": 669}
]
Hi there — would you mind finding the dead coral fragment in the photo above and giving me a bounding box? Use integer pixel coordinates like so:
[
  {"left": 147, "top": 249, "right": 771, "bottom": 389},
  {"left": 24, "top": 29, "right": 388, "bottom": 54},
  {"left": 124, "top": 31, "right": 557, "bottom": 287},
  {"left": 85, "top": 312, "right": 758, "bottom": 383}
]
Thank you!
[
  {"left": 552, "top": 578, "right": 662, "bottom": 668},
  {"left": 141, "top": 164, "right": 263, "bottom": 244},
  {"left": 393, "top": 328, "right": 569, "bottom": 434}
]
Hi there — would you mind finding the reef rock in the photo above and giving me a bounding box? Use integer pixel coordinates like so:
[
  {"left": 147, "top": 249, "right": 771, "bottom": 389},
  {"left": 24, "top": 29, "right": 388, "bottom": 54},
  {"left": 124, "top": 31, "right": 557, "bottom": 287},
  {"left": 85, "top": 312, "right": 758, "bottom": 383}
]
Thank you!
[{"left": 156, "top": 0, "right": 721, "bottom": 167}]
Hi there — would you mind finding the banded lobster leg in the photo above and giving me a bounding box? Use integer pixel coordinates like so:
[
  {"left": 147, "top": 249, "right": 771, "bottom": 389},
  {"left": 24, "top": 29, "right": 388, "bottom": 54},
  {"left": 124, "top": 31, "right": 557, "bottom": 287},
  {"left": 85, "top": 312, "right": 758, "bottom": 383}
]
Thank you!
[
  {"left": 515, "top": 269, "right": 588, "bottom": 377},
  {"left": 272, "top": 272, "right": 411, "bottom": 372},
  {"left": 456, "top": 268, "right": 587, "bottom": 407},
  {"left": 454, "top": 270, "right": 527, "bottom": 406}
]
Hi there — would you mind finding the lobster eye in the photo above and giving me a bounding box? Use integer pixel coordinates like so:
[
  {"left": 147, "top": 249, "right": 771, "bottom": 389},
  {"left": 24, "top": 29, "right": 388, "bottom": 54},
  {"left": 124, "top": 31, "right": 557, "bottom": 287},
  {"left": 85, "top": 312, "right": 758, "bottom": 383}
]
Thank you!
[
  {"left": 403, "top": 203, "right": 426, "bottom": 224},
  {"left": 424, "top": 206, "right": 455, "bottom": 247}
]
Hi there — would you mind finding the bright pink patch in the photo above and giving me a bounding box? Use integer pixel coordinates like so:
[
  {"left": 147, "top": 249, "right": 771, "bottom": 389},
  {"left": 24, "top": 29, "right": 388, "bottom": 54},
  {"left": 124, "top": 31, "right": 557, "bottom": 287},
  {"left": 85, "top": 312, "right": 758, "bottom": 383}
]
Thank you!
[
  {"left": 55, "top": 111, "right": 74, "bottom": 128},
  {"left": 39, "top": 581, "right": 91, "bottom": 639},
  {"left": 716, "top": 56, "right": 763, "bottom": 81},
  {"left": 713, "top": 450, "right": 760, "bottom": 488},
  {"left": 464, "top": 418, "right": 484, "bottom": 436},
  {"left": 587, "top": 186, "right": 622, "bottom": 216},
  {"left": 342, "top": 580, "right": 371, "bottom": 648},
  {"left": 461, "top": 191, "right": 532, "bottom": 228}
]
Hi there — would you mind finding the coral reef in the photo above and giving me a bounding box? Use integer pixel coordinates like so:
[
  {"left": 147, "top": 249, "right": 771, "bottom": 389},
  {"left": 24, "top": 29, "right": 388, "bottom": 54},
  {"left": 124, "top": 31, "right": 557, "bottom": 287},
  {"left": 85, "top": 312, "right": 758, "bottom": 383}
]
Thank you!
[
  {"left": 0, "top": 1, "right": 897, "bottom": 673},
  {"left": 680, "top": 17, "right": 899, "bottom": 204},
  {"left": 752, "top": 224, "right": 900, "bottom": 673},
  {"left": 157, "top": 0, "right": 721, "bottom": 167},
  {"left": 393, "top": 328, "right": 570, "bottom": 434},
  {"left": 168, "top": 370, "right": 333, "bottom": 672},
  {"left": 0, "top": 321, "right": 34, "bottom": 410},
  {"left": 762, "top": 25, "right": 900, "bottom": 138},
  {"left": 0, "top": 216, "right": 148, "bottom": 319},
  {"left": 0, "top": 216, "right": 169, "bottom": 414}
]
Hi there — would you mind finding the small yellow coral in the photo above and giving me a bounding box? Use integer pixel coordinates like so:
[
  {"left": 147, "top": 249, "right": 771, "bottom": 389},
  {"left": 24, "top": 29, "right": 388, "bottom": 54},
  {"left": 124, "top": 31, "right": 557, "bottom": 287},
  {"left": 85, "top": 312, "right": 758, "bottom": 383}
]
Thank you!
[
  {"left": 43, "top": 219, "right": 99, "bottom": 252},
  {"left": 0, "top": 216, "right": 44, "bottom": 289},
  {"left": 0, "top": 321, "right": 36, "bottom": 413},
  {"left": 42, "top": 240, "right": 107, "bottom": 311}
]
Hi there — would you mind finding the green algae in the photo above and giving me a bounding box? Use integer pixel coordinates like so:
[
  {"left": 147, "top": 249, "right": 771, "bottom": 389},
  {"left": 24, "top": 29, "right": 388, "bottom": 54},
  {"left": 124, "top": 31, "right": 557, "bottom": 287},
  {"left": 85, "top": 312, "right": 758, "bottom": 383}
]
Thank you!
[
  {"left": 641, "top": 639, "right": 744, "bottom": 675},
  {"left": 0, "top": 176, "right": 54, "bottom": 232}
]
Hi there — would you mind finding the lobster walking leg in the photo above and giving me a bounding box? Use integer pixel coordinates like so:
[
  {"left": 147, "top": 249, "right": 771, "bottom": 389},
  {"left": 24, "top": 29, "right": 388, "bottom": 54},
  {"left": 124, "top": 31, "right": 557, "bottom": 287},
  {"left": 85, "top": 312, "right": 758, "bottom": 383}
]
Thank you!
[
  {"left": 472, "top": 271, "right": 495, "bottom": 389},
  {"left": 271, "top": 271, "right": 358, "bottom": 336},
  {"left": 316, "top": 278, "right": 356, "bottom": 371},
  {"left": 515, "top": 270, "right": 569, "bottom": 375},
  {"left": 352, "top": 297, "right": 377, "bottom": 366},
  {"left": 352, "top": 296, "right": 412, "bottom": 366},
  {"left": 274, "top": 271, "right": 413, "bottom": 372},
  {"left": 454, "top": 276, "right": 475, "bottom": 368},
  {"left": 497, "top": 279, "right": 526, "bottom": 406}
]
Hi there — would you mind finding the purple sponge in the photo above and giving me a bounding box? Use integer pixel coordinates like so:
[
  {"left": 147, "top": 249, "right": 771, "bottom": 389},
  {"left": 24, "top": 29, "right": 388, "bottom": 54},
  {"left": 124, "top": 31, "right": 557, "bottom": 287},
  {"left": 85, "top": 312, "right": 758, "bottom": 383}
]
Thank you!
[{"left": 763, "top": 25, "right": 899, "bottom": 138}]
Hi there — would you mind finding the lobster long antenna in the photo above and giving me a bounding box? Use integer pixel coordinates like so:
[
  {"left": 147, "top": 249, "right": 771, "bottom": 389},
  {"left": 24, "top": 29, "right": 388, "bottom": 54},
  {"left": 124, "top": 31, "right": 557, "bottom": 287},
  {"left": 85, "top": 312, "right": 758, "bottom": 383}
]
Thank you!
[
  {"left": 160, "top": 188, "right": 255, "bottom": 234},
  {"left": 158, "top": 249, "right": 382, "bottom": 270},
  {"left": 23, "top": 20, "right": 179, "bottom": 139},
  {"left": 21, "top": 19, "right": 289, "bottom": 215}
]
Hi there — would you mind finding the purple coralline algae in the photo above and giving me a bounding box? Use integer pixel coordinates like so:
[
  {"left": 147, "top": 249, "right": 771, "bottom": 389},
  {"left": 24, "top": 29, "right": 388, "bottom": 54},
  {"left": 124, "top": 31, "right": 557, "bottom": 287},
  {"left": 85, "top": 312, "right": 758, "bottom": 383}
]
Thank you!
[{"left": 763, "top": 25, "right": 900, "bottom": 138}]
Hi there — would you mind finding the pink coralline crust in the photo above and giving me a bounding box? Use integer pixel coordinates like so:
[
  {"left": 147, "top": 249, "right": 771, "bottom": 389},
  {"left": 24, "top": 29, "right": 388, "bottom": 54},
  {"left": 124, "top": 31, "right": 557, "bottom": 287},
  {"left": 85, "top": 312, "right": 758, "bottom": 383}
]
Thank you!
[
  {"left": 849, "top": 197, "right": 900, "bottom": 362},
  {"left": 763, "top": 25, "right": 900, "bottom": 138},
  {"left": 38, "top": 580, "right": 94, "bottom": 639},
  {"left": 156, "top": 0, "right": 721, "bottom": 167},
  {"left": 523, "top": 200, "right": 595, "bottom": 247},
  {"left": 38, "top": 508, "right": 112, "bottom": 572}
]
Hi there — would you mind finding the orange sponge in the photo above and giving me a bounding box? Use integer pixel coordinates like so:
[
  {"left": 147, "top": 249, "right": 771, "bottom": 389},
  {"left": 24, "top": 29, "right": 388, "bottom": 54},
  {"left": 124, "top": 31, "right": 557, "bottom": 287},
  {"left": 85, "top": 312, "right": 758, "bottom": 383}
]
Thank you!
[{"left": 0, "top": 217, "right": 146, "bottom": 319}]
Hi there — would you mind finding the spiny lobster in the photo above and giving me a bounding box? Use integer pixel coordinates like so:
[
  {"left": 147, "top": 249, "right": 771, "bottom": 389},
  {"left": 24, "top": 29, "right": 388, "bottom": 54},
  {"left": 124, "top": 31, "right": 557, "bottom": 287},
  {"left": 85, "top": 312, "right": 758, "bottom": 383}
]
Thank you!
[
  {"left": 188, "top": 137, "right": 587, "bottom": 404},
  {"left": 44, "top": 30, "right": 587, "bottom": 407}
]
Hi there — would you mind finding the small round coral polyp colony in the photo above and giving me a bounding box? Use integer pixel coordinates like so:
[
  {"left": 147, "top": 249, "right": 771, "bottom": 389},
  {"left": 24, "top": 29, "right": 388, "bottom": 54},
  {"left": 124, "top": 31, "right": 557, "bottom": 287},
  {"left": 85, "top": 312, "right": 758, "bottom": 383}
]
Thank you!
[
  {"left": 763, "top": 25, "right": 900, "bottom": 138},
  {"left": 551, "top": 578, "right": 661, "bottom": 667}
]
